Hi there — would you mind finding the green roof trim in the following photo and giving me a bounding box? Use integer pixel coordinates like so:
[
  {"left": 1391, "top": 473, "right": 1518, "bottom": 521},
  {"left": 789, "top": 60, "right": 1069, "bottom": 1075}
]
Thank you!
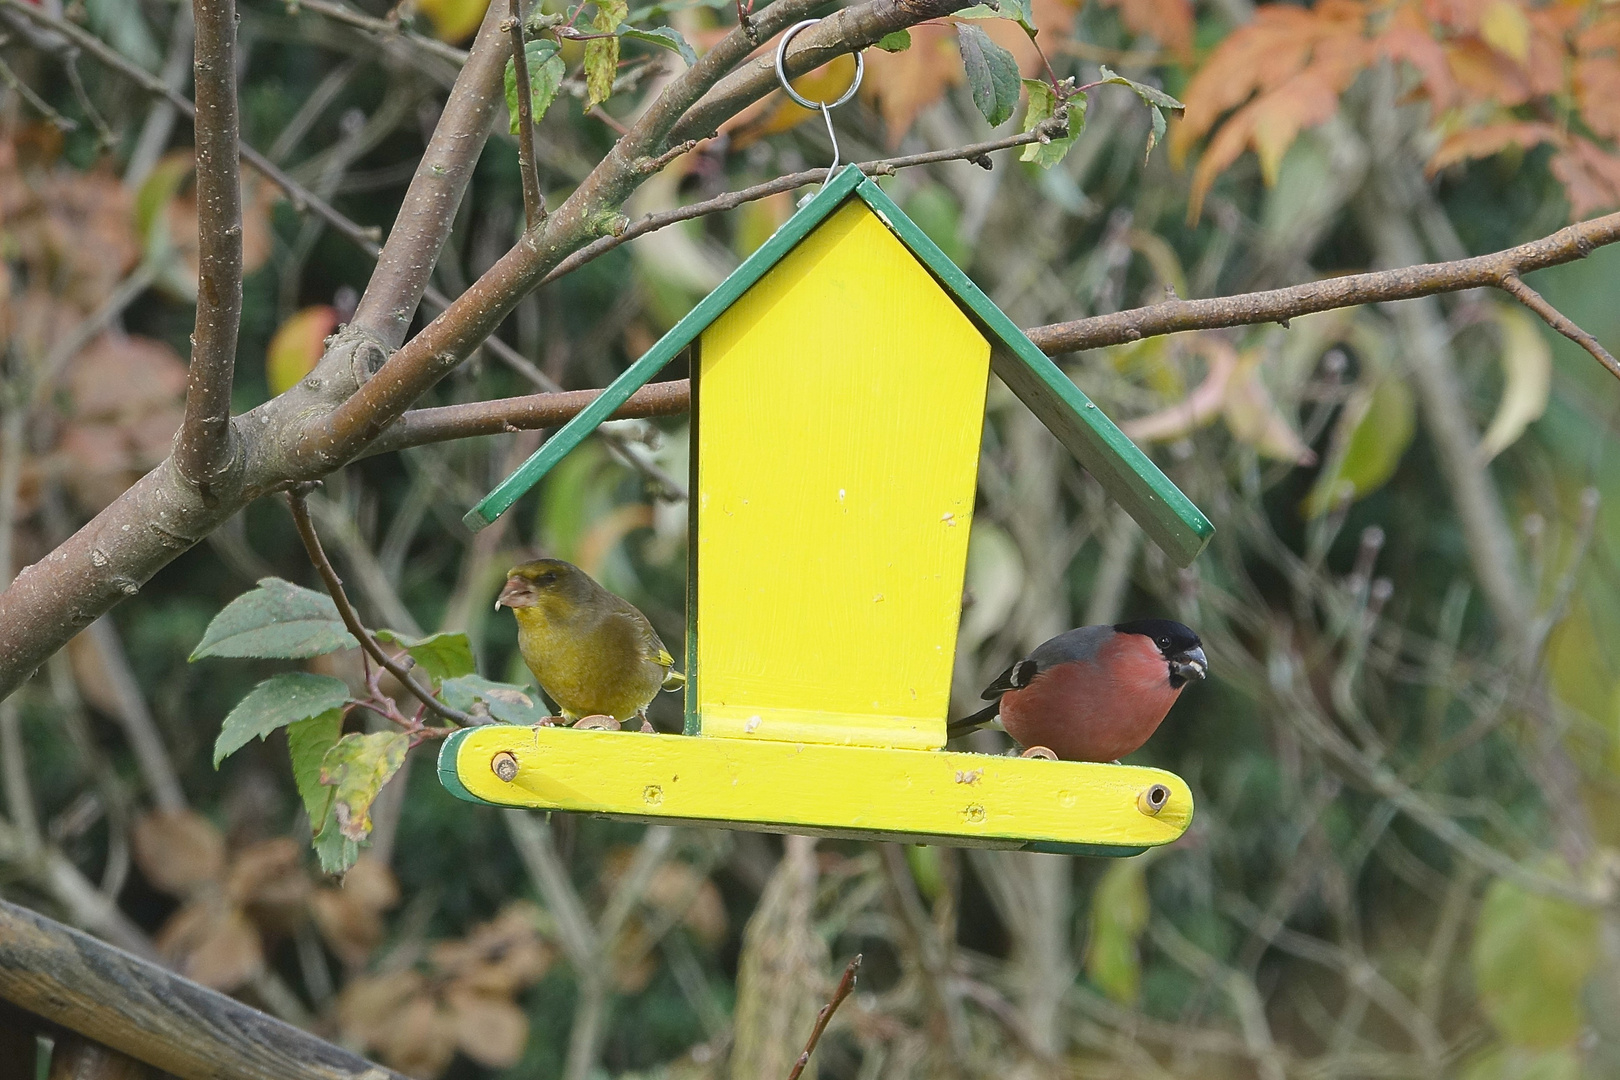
[{"left": 465, "top": 166, "right": 1213, "bottom": 566}]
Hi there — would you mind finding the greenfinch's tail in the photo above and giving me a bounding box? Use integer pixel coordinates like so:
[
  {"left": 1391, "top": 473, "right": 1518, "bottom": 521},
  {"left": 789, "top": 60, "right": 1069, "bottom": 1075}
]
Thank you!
[{"left": 662, "top": 668, "right": 686, "bottom": 692}]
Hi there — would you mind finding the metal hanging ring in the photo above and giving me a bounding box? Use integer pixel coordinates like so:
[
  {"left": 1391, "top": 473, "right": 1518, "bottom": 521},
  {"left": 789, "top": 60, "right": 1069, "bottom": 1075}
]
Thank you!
[{"left": 773, "top": 19, "right": 864, "bottom": 111}]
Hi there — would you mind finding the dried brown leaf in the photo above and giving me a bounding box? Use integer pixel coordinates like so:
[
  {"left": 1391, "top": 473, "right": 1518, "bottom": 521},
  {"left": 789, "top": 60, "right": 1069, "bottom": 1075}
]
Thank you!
[
  {"left": 446, "top": 983, "right": 529, "bottom": 1068},
  {"left": 380, "top": 994, "right": 460, "bottom": 1079},
  {"left": 156, "top": 900, "right": 265, "bottom": 991},
  {"left": 133, "top": 809, "right": 226, "bottom": 897}
]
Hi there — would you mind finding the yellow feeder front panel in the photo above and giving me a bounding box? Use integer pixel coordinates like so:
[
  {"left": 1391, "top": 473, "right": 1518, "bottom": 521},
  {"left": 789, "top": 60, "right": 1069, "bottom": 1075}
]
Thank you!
[{"left": 694, "top": 200, "right": 990, "bottom": 750}]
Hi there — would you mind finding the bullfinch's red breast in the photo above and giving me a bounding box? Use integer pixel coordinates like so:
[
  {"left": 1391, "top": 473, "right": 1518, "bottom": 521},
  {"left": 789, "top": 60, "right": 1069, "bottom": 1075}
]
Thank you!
[{"left": 948, "top": 620, "right": 1207, "bottom": 762}]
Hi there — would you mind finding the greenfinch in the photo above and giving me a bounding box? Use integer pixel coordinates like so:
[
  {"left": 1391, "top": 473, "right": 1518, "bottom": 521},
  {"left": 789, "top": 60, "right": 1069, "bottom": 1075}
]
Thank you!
[{"left": 495, "top": 558, "right": 684, "bottom": 727}]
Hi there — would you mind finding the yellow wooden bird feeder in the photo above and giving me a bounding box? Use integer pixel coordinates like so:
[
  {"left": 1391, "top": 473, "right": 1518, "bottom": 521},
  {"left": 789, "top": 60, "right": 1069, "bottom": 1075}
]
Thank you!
[{"left": 440, "top": 164, "right": 1213, "bottom": 855}]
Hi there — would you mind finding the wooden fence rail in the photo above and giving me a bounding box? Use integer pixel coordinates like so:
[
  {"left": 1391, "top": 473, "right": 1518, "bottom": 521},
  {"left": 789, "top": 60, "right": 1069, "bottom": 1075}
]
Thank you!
[{"left": 0, "top": 899, "right": 404, "bottom": 1080}]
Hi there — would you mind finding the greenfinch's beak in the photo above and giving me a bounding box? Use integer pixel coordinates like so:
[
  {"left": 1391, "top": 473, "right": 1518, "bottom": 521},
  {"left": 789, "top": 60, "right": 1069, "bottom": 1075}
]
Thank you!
[{"left": 496, "top": 577, "right": 537, "bottom": 610}]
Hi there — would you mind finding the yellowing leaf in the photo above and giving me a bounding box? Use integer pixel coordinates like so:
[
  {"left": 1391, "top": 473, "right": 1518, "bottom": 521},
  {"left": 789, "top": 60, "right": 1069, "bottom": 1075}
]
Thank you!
[
  {"left": 1477, "top": 305, "right": 1551, "bottom": 463},
  {"left": 1086, "top": 858, "right": 1149, "bottom": 1003},
  {"left": 1303, "top": 373, "right": 1416, "bottom": 518},
  {"left": 1480, "top": 0, "right": 1532, "bottom": 64},
  {"left": 585, "top": 0, "right": 629, "bottom": 109},
  {"left": 1472, "top": 869, "right": 1598, "bottom": 1047},
  {"left": 266, "top": 305, "right": 338, "bottom": 397},
  {"left": 417, "top": 0, "right": 490, "bottom": 43},
  {"left": 320, "top": 732, "right": 411, "bottom": 843}
]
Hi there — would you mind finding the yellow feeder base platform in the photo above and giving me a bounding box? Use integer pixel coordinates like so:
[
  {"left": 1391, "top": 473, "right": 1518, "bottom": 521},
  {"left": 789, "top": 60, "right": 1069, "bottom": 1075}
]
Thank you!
[{"left": 438, "top": 724, "right": 1193, "bottom": 856}]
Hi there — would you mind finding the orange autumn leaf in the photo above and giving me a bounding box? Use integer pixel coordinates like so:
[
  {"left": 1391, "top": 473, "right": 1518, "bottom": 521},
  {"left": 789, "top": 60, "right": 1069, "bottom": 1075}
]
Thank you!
[
  {"left": 1098, "top": 0, "right": 1195, "bottom": 60},
  {"left": 1427, "top": 120, "right": 1561, "bottom": 173},
  {"left": 1550, "top": 137, "right": 1620, "bottom": 217},
  {"left": 861, "top": 23, "right": 966, "bottom": 147}
]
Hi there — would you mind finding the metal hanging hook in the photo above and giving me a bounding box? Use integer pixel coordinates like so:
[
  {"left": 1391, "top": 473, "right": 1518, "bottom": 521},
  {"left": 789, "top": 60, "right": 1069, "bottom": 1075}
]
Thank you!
[{"left": 774, "top": 19, "right": 864, "bottom": 186}]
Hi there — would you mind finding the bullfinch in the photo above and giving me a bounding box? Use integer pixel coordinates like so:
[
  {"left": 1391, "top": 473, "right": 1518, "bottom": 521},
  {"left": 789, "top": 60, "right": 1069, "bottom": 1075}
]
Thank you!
[
  {"left": 947, "top": 619, "right": 1207, "bottom": 762},
  {"left": 495, "top": 558, "right": 684, "bottom": 727}
]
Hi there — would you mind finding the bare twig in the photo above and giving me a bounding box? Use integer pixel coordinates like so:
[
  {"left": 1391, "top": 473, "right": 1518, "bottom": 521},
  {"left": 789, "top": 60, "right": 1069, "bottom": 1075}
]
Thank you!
[
  {"left": 284, "top": 0, "right": 469, "bottom": 66},
  {"left": 540, "top": 120, "right": 1070, "bottom": 288},
  {"left": 286, "top": 487, "right": 472, "bottom": 727},
  {"left": 787, "top": 954, "right": 862, "bottom": 1080},
  {"left": 1497, "top": 271, "right": 1620, "bottom": 380},
  {"left": 125, "top": 2, "right": 194, "bottom": 187},
  {"left": 372, "top": 379, "right": 692, "bottom": 453},
  {"left": 507, "top": 0, "right": 546, "bottom": 230},
  {"left": 175, "top": 0, "right": 244, "bottom": 489},
  {"left": 83, "top": 619, "right": 188, "bottom": 813},
  {"left": 1024, "top": 209, "right": 1620, "bottom": 374}
]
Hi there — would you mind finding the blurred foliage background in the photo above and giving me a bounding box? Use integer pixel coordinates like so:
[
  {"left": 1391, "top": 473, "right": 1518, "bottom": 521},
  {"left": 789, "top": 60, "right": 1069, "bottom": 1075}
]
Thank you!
[{"left": 1, "top": 0, "right": 1619, "bottom": 1077}]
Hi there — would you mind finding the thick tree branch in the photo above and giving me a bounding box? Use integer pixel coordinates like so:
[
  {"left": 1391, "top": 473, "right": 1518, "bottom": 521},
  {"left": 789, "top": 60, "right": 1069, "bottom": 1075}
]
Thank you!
[
  {"left": 349, "top": 0, "right": 509, "bottom": 352},
  {"left": 1024, "top": 209, "right": 1620, "bottom": 376},
  {"left": 175, "top": 0, "right": 243, "bottom": 490}
]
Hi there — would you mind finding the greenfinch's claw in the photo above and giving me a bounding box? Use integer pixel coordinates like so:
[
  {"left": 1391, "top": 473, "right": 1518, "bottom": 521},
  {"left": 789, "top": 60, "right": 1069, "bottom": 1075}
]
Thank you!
[{"left": 639, "top": 719, "right": 655, "bottom": 733}]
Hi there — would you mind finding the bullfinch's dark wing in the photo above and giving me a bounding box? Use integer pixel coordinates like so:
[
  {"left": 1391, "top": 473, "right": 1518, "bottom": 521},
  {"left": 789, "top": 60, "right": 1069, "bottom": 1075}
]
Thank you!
[{"left": 948, "top": 626, "right": 1116, "bottom": 738}]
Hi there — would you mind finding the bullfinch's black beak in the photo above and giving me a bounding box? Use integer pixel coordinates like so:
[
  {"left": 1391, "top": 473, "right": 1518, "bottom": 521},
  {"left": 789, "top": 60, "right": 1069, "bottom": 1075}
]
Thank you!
[{"left": 1168, "top": 645, "right": 1207, "bottom": 687}]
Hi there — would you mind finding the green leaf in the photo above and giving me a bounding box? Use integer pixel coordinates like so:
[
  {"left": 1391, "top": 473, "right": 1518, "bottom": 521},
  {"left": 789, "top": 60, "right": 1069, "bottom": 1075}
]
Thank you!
[
  {"left": 904, "top": 845, "right": 944, "bottom": 901},
  {"left": 1302, "top": 374, "right": 1415, "bottom": 518},
  {"left": 586, "top": 0, "right": 628, "bottom": 109},
  {"left": 214, "top": 673, "right": 351, "bottom": 767},
  {"left": 288, "top": 709, "right": 343, "bottom": 827},
  {"left": 1092, "top": 68, "right": 1182, "bottom": 162},
  {"left": 504, "top": 39, "right": 566, "bottom": 135},
  {"left": 1097, "top": 65, "right": 1185, "bottom": 110},
  {"left": 190, "top": 578, "right": 358, "bottom": 661},
  {"left": 290, "top": 709, "right": 359, "bottom": 874},
  {"left": 312, "top": 813, "right": 359, "bottom": 875},
  {"left": 1085, "top": 858, "right": 1149, "bottom": 1004},
  {"left": 441, "top": 675, "right": 551, "bottom": 724},
  {"left": 957, "top": 24, "right": 1021, "bottom": 128},
  {"left": 876, "top": 29, "right": 911, "bottom": 52},
  {"left": 1145, "top": 105, "right": 1167, "bottom": 161},
  {"left": 373, "top": 629, "right": 476, "bottom": 685},
  {"left": 1020, "top": 79, "right": 1084, "bottom": 168},
  {"left": 957, "top": 0, "right": 1035, "bottom": 32},
  {"left": 1472, "top": 870, "right": 1599, "bottom": 1047},
  {"left": 618, "top": 24, "right": 696, "bottom": 65},
  {"left": 320, "top": 732, "right": 411, "bottom": 843}
]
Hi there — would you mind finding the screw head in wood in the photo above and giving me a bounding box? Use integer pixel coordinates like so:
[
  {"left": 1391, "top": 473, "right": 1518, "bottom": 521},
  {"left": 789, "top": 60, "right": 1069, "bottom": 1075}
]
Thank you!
[
  {"left": 492, "top": 751, "right": 519, "bottom": 783},
  {"left": 1137, "top": 783, "right": 1170, "bottom": 816}
]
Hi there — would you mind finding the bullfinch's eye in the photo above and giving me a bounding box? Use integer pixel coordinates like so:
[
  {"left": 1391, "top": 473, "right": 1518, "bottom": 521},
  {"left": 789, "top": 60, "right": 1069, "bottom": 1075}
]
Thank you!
[{"left": 1159, "top": 636, "right": 1171, "bottom": 647}]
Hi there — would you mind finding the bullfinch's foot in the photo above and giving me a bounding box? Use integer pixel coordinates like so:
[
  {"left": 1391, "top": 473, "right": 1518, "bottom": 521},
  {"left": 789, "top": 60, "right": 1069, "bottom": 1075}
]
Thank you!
[
  {"left": 1020, "top": 745, "right": 1058, "bottom": 760},
  {"left": 538, "top": 716, "right": 561, "bottom": 727},
  {"left": 573, "top": 714, "right": 620, "bottom": 730}
]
